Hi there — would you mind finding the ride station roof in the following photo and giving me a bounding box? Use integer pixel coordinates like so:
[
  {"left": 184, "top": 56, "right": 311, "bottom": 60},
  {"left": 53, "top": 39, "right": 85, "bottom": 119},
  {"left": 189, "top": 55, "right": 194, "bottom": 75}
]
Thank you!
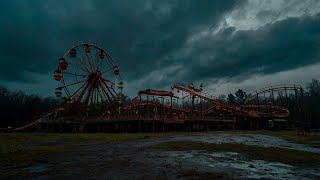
[{"left": 138, "top": 89, "right": 174, "bottom": 97}]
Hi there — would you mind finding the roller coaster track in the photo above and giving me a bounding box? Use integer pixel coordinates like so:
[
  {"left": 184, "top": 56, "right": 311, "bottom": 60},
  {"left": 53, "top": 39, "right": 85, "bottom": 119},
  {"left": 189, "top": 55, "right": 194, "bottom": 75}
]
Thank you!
[
  {"left": 13, "top": 107, "right": 61, "bottom": 131},
  {"left": 172, "top": 83, "right": 291, "bottom": 118},
  {"left": 172, "top": 83, "right": 243, "bottom": 113},
  {"left": 127, "top": 84, "right": 292, "bottom": 118},
  {"left": 126, "top": 94, "right": 141, "bottom": 109},
  {"left": 244, "top": 84, "right": 303, "bottom": 104}
]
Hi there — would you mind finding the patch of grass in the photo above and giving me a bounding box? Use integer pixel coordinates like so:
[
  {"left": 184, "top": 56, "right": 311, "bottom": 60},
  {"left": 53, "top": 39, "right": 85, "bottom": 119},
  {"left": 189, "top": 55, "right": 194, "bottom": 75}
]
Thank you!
[
  {"left": 104, "top": 157, "right": 132, "bottom": 167},
  {"left": 0, "top": 168, "right": 38, "bottom": 178},
  {"left": 0, "top": 133, "right": 150, "bottom": 154},
  {"left": 0, "top": 133, "right": 151, "bottom": 177},
  {"left": 202, "top": 130, "right": 320, "bottom": 146},
  {"left": 226, "top": 130, "right": 320, "bottom": 145},
  {"left": 270, "top": 131, "right": 320, "bottom": 145},
  {"left": 178, "top": 169, "right": 230, "bottom": 179},
  {"left": 152, "top": 141, "right": 320, "bottom": 165}
]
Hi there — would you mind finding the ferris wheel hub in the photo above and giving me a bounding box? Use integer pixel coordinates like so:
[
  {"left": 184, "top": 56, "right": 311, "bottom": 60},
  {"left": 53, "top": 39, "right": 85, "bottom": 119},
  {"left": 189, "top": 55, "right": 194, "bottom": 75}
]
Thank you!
[
  {"left": 95, "top": 71, "right": 102, "bottom": 78},
  {"left": 88, "top": 71, "right": 102, "bottom": 82}
]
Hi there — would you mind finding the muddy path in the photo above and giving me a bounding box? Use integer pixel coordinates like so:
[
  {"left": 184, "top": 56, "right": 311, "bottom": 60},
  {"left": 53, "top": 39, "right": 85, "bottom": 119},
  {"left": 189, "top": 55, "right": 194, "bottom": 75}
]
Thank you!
[{"left": 29, "top": 133, "right": 320, "bottom": 179}]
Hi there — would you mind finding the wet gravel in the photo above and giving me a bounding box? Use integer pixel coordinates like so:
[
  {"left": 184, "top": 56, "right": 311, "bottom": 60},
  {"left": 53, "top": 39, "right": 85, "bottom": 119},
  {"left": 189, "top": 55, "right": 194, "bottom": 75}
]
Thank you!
[{"left": 31, "top": 132, "right": 320, "bottom": 179}]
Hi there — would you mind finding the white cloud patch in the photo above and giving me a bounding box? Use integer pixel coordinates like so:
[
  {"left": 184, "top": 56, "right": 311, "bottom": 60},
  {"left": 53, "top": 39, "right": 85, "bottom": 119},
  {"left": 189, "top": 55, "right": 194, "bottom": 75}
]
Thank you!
[
  {"left": 205, "top": 62, "right": 320, "bottom": 97},
  {"left": 219, "top": 0, "right": 320, "bottom": 31},
  {"left": 188, "top": 0, "right": 320, "bottom": 42}
]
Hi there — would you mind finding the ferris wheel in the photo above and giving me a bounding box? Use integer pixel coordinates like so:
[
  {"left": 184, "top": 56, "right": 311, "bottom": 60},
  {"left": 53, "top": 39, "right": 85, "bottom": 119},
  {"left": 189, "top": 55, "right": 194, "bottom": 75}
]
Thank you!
[{"left": 53, "top": 43, "right": 123, "bottom": 111}]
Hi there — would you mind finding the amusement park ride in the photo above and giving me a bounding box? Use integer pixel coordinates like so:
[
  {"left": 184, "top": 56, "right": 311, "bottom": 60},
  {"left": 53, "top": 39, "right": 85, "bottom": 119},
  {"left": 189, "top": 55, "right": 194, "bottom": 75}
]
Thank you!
[{"left": 13, "top": 43, "right": 307, "bottom": 132}]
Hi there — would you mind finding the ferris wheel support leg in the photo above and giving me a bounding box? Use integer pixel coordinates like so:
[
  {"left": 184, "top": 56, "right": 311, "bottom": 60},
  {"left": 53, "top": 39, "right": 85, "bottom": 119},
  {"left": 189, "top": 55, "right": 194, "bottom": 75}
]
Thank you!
[
  {"left": 100, "top": 79, "right": 118, "bottom": 105},
  {"left": 98, "top": 79, "right": 117, "bottom": 110},
  {"left": 51, "top": 120, "right": 55, "bottom": 132},
  {"left": 59, "top": 118, "right": 62, "bottom": 133},
  {"left": 75, "top": 79, "right": 94, "bottom": 105},
  {"left": 46, "top": 118, "right": 49, "bottom": 132}
]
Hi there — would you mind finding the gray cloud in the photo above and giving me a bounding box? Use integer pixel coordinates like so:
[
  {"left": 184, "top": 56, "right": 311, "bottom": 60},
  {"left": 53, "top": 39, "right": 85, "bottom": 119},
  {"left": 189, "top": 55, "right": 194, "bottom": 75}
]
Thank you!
[
  {"left": 0, "top": 0, "right": 319, "bottom": 97},
  {"left": 130, "top": 13, "right": 320, "bottom": 94}
]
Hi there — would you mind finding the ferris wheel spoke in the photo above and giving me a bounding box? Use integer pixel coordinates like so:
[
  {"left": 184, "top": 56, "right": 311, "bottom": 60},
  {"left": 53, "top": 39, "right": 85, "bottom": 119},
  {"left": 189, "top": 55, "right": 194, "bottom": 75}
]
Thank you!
[
  {"left": 94, "top": 85, "right": 100, "bottom": 106},
  {"left": 85, "top": 51, "right": 95, "bottom": 72},
  {"left": 101, "top": 66, "right": 114, "bottom": 75},
  {"left": 99, "top": 80, "right": 114, "bottom": 105},
  {"left": 88, "top": 48, "right": 97, "bottom": 71},
  {"left": 92, "top": 85, "right": 98, "bottom": 107},
  {"left": 84, "top": 84, "right": 95, "bottom": 106},
  {"left": 110, "top": 85, "right": 120, "bottom": 101},
  {"left": 69, "top": 81, "right": 88, "bottom": 98},
  {"left": 75, "top": 77, "right": 96, "bottom": 104},
  {"left": 63, "top": 71, "right": 88, "bottom": 77},
  {"left": 90, "top": 47, "right": 99, "bottom": 70},
  {"left": 101, "top": 80, "right": 117, "bottom": 101},
  {"left": 99, "top": 83, "right": 109, "bottom": 103},
  {"left": 98, "top": 79, "right": 114, "bottom": 101},
  {"left": 96, "top": 86, "right": 101, "bottom": 106},
  {"left": 77, "top": 47, "right": 93, "bottom": 72},
  {"left": 90, "top": 84, "right": 98, "bottom": 106},
  {"left": 96, "top": 84, "right": 107, "bottom": 103},
  {"left": 95, "top": 48, "right": 99, "bottom": 71},
  {"left": 89, "top": 85, "right": 95, "bottom": 106},
  {"left": 101, "top": 77, "right": 115, "bottom": 88},
  {"left": 58, "top": 79, "right": 87, "bottom": 89},
  {"left": 67, "top": 55, "right": 91, "bottom": 74},
  {"left": 97, "top": 57, "right": 113, "bottom": 72},
  {"left": 97, "top": 60, "right": 104, "bottom": 71},
  {"left": 96, "top": 85, "right": 103, "bottom": 106},
  {"left": 67, "top": 63, "right": 89, "bottom": 75},
  {"left": 99, "top": 78, "right": 117, "bottom": 101},
  {"left": 78, "top": 47, "right": 95, "bottom": 72}
]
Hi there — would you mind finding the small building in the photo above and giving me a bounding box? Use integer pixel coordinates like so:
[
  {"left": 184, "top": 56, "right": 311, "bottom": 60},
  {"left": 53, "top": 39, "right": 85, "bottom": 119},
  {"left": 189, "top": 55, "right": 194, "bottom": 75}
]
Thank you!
[{"left": 268, "top": 119, "right": 287, "bottom": 130}]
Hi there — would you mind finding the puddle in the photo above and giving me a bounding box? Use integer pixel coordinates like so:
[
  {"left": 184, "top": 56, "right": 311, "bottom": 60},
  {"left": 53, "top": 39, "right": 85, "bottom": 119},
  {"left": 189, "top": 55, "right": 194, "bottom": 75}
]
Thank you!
[
  {"left": 24, "top": 164, "right": 51, "bottom": 173},
  {"left": 30, "top": 141, "right": 65, "bottom": 146},
  {"left": 153, "top": 151, "right": 320, "bottom": 180},
  {"left": 164, "top": 133, "right": 320, "bottom": 153}
]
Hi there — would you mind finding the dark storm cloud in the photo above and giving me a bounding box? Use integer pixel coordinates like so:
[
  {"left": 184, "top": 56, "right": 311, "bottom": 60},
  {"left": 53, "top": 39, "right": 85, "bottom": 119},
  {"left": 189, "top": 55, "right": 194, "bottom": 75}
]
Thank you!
[
  {"left": 0, "top": 0, "right": 244, "bottom": 83},
  {"left": 180, "top": 14, "right": 320, "bottom": 83},
  {"left": 130, "top": 13, "right": 320, "bottom": 91},
  {"left": 0, "top": 0, "right": 320, "bottom": 96}
]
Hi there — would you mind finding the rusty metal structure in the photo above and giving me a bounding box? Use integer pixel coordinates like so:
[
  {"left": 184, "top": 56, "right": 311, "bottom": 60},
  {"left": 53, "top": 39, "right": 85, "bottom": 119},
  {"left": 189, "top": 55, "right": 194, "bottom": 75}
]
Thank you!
[{"left": 13, "top": 44, "right": 306, "bottom": 132}]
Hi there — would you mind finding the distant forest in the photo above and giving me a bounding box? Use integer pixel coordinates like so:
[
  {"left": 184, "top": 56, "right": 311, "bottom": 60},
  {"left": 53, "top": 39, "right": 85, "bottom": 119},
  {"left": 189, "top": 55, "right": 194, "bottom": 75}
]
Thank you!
[
  {"left": 0, "top": 79, "right": 319, "bottom": 129},
  {"left": 0, "top": 86, "right": 61, "bottom": 128}
]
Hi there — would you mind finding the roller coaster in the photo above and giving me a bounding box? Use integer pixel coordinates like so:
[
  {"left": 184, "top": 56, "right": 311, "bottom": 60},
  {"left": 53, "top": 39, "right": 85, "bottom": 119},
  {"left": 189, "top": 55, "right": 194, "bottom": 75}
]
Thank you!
[{"left": 13, "top": 43, "right": 306, "bottom": 132}]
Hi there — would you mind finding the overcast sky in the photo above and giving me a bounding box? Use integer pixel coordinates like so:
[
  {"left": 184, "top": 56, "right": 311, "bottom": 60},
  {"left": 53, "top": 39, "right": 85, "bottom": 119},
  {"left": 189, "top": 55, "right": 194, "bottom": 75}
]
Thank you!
[{"left": 0, "top": 0, "right": 320, "bottom": 98}]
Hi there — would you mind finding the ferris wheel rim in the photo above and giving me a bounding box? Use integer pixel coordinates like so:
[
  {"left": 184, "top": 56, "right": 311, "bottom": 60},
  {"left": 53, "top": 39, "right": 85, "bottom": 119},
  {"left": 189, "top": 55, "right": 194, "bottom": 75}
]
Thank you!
[{"left": 55, "top": 43, "right": 123, "bottom": 108}]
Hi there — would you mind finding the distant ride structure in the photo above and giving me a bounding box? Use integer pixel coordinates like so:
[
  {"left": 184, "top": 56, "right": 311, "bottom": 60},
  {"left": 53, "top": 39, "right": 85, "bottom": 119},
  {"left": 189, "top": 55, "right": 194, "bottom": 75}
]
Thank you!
[{"left": 13, "top": 43, "right": 307, "bottom": 132}]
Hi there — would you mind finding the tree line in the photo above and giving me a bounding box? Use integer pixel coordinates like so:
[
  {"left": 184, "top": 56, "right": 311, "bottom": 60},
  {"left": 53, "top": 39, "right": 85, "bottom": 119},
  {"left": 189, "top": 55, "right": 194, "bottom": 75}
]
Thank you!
[{"left": 0, "top": 86, "right": 61, "bottom": 128}]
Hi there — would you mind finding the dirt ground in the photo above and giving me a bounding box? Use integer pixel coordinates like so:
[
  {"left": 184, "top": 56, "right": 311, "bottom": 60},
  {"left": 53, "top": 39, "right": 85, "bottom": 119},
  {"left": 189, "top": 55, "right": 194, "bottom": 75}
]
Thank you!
[{"left": 1, "top": 132, "right": 320, "bottom": 179}]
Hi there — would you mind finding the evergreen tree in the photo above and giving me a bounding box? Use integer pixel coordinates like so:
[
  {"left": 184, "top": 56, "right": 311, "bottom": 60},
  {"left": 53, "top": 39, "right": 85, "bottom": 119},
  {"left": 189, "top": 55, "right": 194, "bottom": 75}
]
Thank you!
[{"left": 235, "top": 89, "right": 247, "bottom": 104}]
